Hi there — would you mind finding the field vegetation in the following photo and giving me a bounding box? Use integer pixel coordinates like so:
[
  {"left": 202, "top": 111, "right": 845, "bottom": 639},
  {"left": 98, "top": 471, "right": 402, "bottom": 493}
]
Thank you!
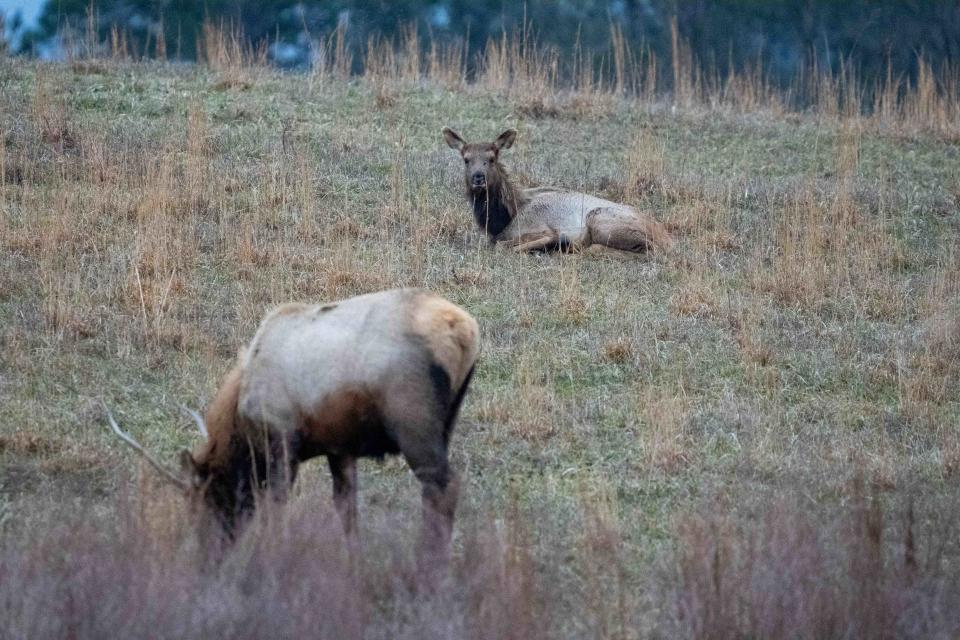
[{"left": 1, "top": 23, "right": 959, "bottom": 638}]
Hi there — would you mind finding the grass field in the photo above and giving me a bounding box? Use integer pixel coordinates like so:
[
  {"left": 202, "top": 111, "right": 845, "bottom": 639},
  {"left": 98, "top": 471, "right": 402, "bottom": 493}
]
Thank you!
[{"left": 1, "top": 36, "right": 959, "bottom": 638}]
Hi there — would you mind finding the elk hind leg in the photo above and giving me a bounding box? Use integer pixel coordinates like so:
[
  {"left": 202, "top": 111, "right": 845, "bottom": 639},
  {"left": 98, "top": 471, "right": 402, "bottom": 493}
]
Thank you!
[
  {"left": 411, "top": 469, "right": 459, "bottom": 590},
  {"left": 586, "top": 207, "right": 668, "bottom": 253},
  {"left": 387, "top": 366, "right": 469, "bottom": 576},
  {"left": 396, "top": 430, "right": 459, "bottom": 574},
  {"left": 414, "top": 455, "right": 459, "bottom": 574}
]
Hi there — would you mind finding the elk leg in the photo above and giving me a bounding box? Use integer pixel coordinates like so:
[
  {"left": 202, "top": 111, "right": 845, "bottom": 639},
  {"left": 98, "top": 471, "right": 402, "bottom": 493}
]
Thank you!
[
  {"left": 386, "top": 377, "right": 464, "bottom": 578},
  {"left": 328, "top": 455, "right": 358, "bottom": 544},
  {"left": 420, "top": 466, "right": 459, "bottom": 552},
  {"left": 499, "top": 229, "right": 550, "bottom": 250},
  {"left": 513, "top": 233, "right": 562, "bottom": 253},
  {"left": 586, "top": 207, "right": 665, "bottom": 253},
  {"left": 501, "top": 231, "right": 547, "bottom": 245},
  {"left": 417, "top": 463, "right": 459, "bottom": 580},
  {"left": 265, "top": 432, "right": 299, "bottom": 501},
  {"left": 401, "top": 446, "right": 459, "bottom": 574}
]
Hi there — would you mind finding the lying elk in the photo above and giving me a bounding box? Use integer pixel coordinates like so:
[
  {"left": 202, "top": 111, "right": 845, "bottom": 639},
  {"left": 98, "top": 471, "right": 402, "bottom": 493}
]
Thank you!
[
  {"left": 443, "top": 127, "right": 673, "bottom": 253},
  {"left": 106, "top": 289, "right": 479, "bottom": 556}
]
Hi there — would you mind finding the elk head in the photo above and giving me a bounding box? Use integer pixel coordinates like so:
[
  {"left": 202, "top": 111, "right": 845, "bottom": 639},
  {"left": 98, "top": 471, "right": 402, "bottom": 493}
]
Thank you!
[
  {"left": 442, "top": 127, "right": 517, "bottom": 193},
  {"left": 104, "top": 403, "right": 243, "bottom": 534},
  {"left": 106, "top": 402, "right": 283, "bottom": 538}
]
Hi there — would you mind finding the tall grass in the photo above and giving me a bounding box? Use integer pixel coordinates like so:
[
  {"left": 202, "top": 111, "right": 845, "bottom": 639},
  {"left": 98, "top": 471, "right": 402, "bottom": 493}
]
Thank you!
[
  {"left": 258, "top": 18, "right": 960, "bottom": 137},
  {"left": 62, "top": 14, "right": 960, "bottom": 141},
  {"left": 3, "top": 12, "right": 960, "bottom": 639},
  {"left": 64, "top": 16, "right": 959, "bottom": 137},
  {"left": 1, "top": 479, "right": 957, "bottom": 639},
  {"left": 0, "top": 483, "right": 570, "bottom": 639},
  {"left": 665, "top": 482, "right": 960, "bottom": 639}
]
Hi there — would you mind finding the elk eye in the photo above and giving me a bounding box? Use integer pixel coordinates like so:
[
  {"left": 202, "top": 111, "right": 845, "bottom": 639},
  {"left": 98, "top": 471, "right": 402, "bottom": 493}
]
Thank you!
[{"left": 464, "top": 158, "right": 469, "bottom": 164}]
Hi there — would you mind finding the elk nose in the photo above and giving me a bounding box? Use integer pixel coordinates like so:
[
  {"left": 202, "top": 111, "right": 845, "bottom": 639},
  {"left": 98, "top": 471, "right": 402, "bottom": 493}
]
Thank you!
[{"left": 471, "top": 173, "right": 486, "bottom": 186}]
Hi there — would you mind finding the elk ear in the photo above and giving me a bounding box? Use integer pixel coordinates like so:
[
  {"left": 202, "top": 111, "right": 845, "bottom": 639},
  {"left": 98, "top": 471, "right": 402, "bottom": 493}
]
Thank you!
[
  {"left": 493, "top": 129, "right": 518, "bottom": 151},
  {"left": 442, "top": 127, "right": 466, "bottom": 152}
]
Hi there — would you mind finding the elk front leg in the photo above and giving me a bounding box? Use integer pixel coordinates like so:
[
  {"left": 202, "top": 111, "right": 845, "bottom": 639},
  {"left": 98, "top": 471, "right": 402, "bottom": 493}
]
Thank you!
[
  {"left": 511, "top": 230, "right": 572, "bottom": 253},
  {"left": 327, "top": 455, "right": 358, "bottom": 546}
]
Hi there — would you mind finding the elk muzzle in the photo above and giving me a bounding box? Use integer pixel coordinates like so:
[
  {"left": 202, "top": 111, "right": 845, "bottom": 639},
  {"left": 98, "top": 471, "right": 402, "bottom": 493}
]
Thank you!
[{"left": 470, "top": 171, "right": 486, "bottom": 189}]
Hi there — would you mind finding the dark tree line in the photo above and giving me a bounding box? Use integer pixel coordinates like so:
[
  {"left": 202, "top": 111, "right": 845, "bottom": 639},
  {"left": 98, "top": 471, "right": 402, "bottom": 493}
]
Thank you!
[{"left": 11, "top": 1, "right": 960, "bottom": 85}]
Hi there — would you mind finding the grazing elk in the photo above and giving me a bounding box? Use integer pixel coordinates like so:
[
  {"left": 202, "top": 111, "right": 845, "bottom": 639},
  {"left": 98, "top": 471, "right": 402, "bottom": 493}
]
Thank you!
[
  {"left": 106, "top": 289, "right": 479, "bottom": 558},
  {"left": 443, "top": 127, "right": 673, "bottom": 253}
]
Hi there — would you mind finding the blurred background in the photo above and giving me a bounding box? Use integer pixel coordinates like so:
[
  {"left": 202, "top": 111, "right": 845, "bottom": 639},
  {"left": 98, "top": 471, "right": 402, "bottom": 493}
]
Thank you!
[{"left": 2, "top": 1, "right": 958, "bottom": 85}]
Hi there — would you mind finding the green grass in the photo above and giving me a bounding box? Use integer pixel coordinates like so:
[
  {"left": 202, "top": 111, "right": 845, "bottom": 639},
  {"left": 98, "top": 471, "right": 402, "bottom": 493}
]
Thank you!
[{"left": 1, "top": 58, "right": 959, "bottom": 635}]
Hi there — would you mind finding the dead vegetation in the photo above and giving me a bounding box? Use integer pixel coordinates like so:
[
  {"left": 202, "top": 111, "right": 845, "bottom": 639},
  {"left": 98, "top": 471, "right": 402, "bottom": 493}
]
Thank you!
[
  {"left": 666, "top": 482, "right": 960, "bottom": 639},
  {"left": 1, "top": 19, "right": 959, "bottom": 638},
  {"left": 1, "top": 477, "right": 957, "bottom": 639}
]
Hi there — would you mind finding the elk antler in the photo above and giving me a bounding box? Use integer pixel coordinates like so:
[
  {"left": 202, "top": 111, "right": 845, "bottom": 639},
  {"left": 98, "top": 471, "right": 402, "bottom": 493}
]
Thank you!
[
  {"left": 103, "top": 404, "right": 189, "bottom": 491},
  {"left": 179, "top": 404, "right": 208, "bottom": 439}
]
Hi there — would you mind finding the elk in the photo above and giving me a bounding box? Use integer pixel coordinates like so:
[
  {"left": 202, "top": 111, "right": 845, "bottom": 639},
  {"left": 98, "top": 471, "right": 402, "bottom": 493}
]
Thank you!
[
  {"left": 443, "top": 127, "right": 673, "bottom": 253},
  {"left": 106, "top": 289, "right": 479, "bottom": 558}
]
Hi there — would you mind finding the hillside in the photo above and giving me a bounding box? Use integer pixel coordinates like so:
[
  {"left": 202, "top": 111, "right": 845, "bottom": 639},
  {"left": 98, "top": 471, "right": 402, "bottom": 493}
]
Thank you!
[{"left": 1, "top": 55, "right": 959, "bottom": 637}]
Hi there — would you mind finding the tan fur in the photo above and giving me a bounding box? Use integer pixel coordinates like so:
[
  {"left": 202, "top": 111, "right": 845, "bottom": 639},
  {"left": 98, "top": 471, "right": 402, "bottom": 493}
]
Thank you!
[
  {"left": 272, "top": 302, "right": 311, "bottom": 317},
  {"left": 512, "top": 233, "right": 562, "bottom": 252},
  {"left": 410, "top": 294, "right": 480, "bottom": 390},
  {"left": 444, "top": 127, "right": 673, "bottom": 253},
  {"left": 195, "top": 363, "right": 245, "bottom": 470},
  {"left": 183, "top": 289, "right": 481, "bottom": 546},
  {"left": 585, "top": 206, "right": 674, "bottom": 252}
]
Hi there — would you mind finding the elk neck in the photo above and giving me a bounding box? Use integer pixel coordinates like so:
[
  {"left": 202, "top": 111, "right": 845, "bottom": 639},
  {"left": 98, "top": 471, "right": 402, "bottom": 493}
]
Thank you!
[{"left": 467, "top": 164, "right": 525, "bottom": 238}]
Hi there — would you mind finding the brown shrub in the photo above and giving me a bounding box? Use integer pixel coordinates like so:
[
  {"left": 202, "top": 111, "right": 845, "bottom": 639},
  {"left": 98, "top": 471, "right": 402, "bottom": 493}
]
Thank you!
[{"left": 663, "top": 483, "right": 960, "bottom": 639}]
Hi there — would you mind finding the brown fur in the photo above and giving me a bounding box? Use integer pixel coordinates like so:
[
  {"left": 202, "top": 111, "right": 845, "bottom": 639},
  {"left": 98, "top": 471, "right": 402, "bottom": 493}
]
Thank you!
[
  {"left": 301, "top": 388, "right": 381, "bottom": 452},
  {"left": 444, "top": 127, "right": 673, "bottom": 253},
  {"left": 473, "top": 157, "right": 528, "bottom": 238},
  {"left": 586, "top": 207, "right": 674, "bottom": 252},
  {"left": 459, "top": 146, "right": 527, "bottom": 218},
  {"left": 194, "top": 363, "right": 245, "bottom": 471},
  {"left": 179, "top": 290, "right": 480, "bottom": 555},
  {"left": 444, "top": 127, "right": 526, "bottom": 237}
]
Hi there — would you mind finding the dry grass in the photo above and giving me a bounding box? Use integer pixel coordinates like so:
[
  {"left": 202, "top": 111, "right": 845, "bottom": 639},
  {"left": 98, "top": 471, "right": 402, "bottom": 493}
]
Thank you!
[
  {"left": 634, "top": 385, "right": 692, "bottom": 474},
  {"left": 1, "top": 21, "right": 959, "bottom": 637},
  {"left": 665, "top": 482, "right": 960, "bottom": 639},
  {"left": 1, "top": 478, "right": 957, "bottom": 639}
]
